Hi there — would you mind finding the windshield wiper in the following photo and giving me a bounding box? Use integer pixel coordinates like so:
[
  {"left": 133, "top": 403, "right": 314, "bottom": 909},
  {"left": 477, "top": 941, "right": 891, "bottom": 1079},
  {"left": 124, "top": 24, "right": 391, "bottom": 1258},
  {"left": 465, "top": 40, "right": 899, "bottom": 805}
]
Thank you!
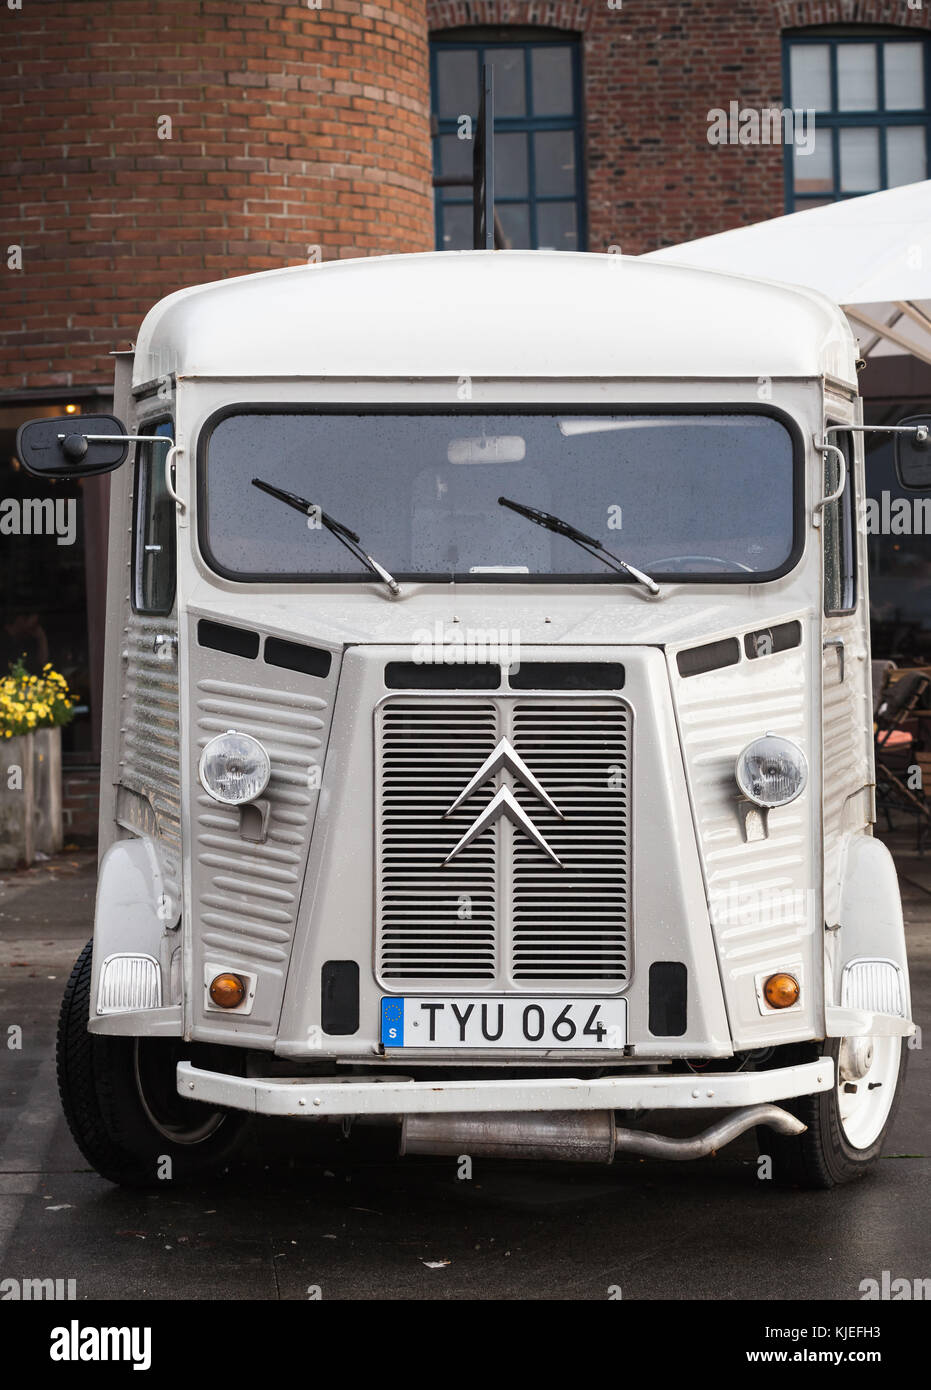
[
  {"left": 498, "top": 497, "right": 660, "bottom": 595},
  {"left": 251, "top": 478, "right": 401, "bottom": 597}
]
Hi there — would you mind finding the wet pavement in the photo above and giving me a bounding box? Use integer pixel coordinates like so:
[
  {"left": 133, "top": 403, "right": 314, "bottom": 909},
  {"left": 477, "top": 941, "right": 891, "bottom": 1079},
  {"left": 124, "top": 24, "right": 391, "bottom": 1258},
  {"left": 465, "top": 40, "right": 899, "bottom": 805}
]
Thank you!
[{"left": 0, "top": 837, "right": 928, "bottom": 1301}]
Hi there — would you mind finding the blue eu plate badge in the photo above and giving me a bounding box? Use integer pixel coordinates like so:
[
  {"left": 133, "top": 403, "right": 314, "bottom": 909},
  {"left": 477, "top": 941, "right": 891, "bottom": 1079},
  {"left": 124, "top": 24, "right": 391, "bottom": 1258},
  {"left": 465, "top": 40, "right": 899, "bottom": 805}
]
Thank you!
[{"left": 381, "top": 997, "right": 404, "bottom": 1047}]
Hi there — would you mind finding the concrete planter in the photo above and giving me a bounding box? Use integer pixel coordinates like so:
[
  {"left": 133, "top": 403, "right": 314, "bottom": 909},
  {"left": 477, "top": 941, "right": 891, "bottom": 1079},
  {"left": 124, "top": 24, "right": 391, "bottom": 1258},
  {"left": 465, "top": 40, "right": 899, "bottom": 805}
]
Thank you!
[
  {"left": 32, "top": 726, "right": 63, "bottom": 857},
  {"left": 0, "top": 727, "right": 63, "bottom": 870}
]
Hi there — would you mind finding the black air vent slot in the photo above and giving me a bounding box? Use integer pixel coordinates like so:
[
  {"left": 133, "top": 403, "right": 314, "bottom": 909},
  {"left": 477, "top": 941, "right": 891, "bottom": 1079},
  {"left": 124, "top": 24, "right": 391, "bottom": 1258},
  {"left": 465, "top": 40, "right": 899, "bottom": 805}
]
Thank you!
[
  {"left": 197, "top": 619, "right": 260, "bottom": 659},
  {"left": 744, "top": 621, "right": 802, "bottom": 659},
  {"left": 676, "top": 637, "right": 741, "bottom": 678},
  {"left": 264, "top": 637, "right": 332, "bottom": 679},
  {"left": 508, "top": 662, "right": 626, "bottom": 690},
  {"left": 385, "top": 662, "right": 501, "bottom": 690}
]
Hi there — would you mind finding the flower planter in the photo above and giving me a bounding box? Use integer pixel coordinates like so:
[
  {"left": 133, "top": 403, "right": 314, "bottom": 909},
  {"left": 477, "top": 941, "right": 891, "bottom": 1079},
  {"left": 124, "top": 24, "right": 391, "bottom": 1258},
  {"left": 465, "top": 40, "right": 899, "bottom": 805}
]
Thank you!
[
  {"left": 32, "top": 726, "right": 63, "bottom": 857},
  {"left": 0, "top": 731, "right": 35, "bottom": 870},
  {"left": 0, "top": 727, "right": 63, "bottom": 869}
]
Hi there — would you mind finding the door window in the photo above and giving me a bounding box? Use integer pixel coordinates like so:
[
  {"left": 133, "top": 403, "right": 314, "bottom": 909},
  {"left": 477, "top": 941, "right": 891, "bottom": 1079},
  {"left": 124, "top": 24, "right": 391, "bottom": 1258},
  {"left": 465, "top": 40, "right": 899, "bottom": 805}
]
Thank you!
[{"left": 133, "top": 420, "right": 175, "bottom": 615}]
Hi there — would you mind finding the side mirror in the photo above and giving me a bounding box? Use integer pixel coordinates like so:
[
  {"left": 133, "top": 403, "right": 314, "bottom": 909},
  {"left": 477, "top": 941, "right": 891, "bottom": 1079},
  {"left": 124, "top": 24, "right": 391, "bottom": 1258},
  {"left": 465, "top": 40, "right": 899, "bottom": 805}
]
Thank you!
[
  {"left": 15, "top": 414, "right": 130, "bottom": 479},
  {"left": 894, "top": 415, "right": 931, "bottom": 491}
]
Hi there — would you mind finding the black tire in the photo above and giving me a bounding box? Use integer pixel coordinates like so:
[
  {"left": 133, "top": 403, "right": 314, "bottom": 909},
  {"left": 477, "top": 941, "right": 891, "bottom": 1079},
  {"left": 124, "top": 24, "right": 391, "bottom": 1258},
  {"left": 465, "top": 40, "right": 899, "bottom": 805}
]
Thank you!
[
  {"left": 57, "top": 940, "right": 249, "bottom": 1187},
  {"left": 756, "top": 1037, "right": 908, "bottom": 1190}
]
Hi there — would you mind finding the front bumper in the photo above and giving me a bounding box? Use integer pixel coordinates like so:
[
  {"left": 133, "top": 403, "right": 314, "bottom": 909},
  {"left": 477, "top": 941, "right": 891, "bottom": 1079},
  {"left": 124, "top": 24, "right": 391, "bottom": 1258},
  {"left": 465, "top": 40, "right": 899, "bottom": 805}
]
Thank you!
[{"left": 176, "top": 1058, "right": 833, "bottom": 1118}]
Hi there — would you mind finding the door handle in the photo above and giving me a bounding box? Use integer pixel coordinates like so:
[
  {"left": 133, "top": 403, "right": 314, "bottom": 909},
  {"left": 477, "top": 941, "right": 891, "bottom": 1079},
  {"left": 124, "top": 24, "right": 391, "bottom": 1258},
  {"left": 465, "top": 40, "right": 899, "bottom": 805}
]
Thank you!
[{"left": 823, "top": 637, "right": 845, "bottom": 682}]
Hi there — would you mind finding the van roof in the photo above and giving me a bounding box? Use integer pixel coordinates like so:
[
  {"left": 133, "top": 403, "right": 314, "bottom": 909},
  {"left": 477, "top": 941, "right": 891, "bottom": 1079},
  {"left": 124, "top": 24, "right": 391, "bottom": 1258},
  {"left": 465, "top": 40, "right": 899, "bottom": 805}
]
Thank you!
[{"left": 132, "top": 249, "right": 858, "bottom": 388}]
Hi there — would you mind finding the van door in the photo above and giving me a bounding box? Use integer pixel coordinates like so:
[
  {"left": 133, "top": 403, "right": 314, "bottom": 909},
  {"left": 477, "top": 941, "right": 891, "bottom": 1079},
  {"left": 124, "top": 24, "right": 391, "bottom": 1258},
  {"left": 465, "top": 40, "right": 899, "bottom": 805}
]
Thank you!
[
  {"left": 101, "top": 406, "right": 182, "bottom": 925},
  {"left": 821, "top": 426, "right": 873, "bottom": 930}
]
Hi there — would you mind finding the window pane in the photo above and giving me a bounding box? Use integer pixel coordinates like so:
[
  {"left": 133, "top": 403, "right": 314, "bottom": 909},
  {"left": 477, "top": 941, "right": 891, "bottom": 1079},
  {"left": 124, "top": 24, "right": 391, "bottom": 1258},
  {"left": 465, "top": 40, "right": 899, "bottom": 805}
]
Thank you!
[
  {"left": 793, "top": 130, "right": 833, "bottom": 194},
  {"left": 534, "top": 130, "right": 576, "bottom": 197},
  {"left": 790, "top": 43, "right": 831, "bottom": 110},
  {"left": 887, "top": 125, "right": 927, "bottom": 187},
  {"left": 438, "top": 132, "right": 471, "bottom": 183},
  {"left": 485, "top": 47, "right": 525, "bottom": 117},
  {"left": 137, "top": 429, "right": 175, "bottom": 614},
  {"left": 436, "top": 49, "right": 478, "bottom": 118},
  {"left": 531, "top": 46, "right": 573, "bottom": 116},
  {"left": 823, "top": 444, "right": 855, "bottom": 613},
  {"left": 496, "top": 202, "right": 530, "bottom": 249},
  {"left": 839, "top": 126, "right": 880, "bottom": 191},
  {"left": 494, "top": 131, "right": 528, "bottom": 198},
  {"left": 536, "top": 201, "right": 578, "bottom": 251},
  {"left": 204, "top": 413, "right": 796, "bottom": 580},
  {"left": 884, "top": 43, "right": 924, "bottom": 111},
  {"left": 440, "top": 202, "right": 472, "bottom": 250},
  {"left": 837, "top": 43, "right": 877, "bottom": 112}
]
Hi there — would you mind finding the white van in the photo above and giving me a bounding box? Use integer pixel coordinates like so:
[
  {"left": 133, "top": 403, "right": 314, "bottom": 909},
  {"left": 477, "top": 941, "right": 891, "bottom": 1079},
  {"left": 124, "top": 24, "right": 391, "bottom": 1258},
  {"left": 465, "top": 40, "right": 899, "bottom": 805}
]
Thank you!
[{"left": 18, "top": 251, "right": 919, "bottom": 1187}]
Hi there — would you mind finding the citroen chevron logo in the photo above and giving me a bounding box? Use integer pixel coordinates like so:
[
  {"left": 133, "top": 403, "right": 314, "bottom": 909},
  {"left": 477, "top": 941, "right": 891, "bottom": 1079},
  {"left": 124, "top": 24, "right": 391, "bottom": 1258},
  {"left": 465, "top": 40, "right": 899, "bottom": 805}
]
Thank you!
[{"left": 443, "top": 736, "right": 564, "bottom": 866}]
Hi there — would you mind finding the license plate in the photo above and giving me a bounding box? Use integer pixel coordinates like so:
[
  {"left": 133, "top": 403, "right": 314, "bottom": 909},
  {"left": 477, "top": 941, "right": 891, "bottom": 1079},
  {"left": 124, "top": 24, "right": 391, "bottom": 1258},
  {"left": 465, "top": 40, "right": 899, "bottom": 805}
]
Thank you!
[{"left": 380, "top": 996, "right": 627, "bottom": 1050}]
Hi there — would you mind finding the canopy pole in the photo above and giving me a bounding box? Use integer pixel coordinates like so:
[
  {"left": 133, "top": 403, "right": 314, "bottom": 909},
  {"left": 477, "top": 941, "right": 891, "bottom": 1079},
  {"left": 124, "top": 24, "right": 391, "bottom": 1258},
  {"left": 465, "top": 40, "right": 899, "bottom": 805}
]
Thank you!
[
  {"left": 472, "top": 64, "right": 495, "bottom": 251},
  {"left": 844, "top": 304, "right": 931, "bottom": 368}
]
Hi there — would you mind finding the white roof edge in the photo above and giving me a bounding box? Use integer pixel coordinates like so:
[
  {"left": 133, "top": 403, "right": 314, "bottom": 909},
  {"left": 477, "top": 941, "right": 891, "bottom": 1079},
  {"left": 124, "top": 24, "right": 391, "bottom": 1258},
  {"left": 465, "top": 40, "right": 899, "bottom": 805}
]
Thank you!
[{"left": 133, "top": 249, "right": 858, "bottom": 388}]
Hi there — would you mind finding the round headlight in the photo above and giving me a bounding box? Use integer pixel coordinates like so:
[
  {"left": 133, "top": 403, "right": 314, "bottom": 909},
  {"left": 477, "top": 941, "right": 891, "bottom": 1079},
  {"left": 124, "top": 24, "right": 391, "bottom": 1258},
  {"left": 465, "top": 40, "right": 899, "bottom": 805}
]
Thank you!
[
  {"left": 735, "top": 734, "right": 808, "bottom": 808},
  {"left": 199, "top": 730, "right": 271, "bottom": 805}
]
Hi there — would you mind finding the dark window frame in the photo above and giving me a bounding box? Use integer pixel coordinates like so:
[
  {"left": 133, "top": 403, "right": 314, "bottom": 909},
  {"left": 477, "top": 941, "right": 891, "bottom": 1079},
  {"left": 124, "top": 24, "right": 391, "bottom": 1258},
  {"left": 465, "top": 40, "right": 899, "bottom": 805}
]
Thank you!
[
  {"left": 131, "top": 418, "right": 176, "bottom": 617},
  {"left": 430, "top": 32, "right": 588, "bottom": 251},
  {"left": 783, "top": 33, "right": 931, "bottom": 211},
  {"left": 195, "top": 401, "right": 807, "bottom": 588},
  {"left": 823, "top": 427, "right": 858, "bottom": 616}
]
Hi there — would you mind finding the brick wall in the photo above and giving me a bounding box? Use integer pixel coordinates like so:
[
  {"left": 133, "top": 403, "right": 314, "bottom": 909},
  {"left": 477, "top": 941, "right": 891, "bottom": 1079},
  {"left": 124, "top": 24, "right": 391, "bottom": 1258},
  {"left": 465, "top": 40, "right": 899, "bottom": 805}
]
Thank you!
[
  {"left": 5, "top": 0, "right": 931, "bottom": 392},
  {"left": 428, "top": 0, "right": 931, "bottom": 255},
  {"left": 61, "top": 767, "right": 100, "bottom": 842},
  {"left": 0, "top": 0, "right": 435, "bottom": 393}
]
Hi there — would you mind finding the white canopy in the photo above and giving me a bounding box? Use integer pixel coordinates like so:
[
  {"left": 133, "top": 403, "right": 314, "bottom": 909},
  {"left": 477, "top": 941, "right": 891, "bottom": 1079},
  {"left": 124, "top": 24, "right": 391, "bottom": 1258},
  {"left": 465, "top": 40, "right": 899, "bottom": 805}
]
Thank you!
[{"left": 643, "top": 180, "right": 931, "bottom": 368}]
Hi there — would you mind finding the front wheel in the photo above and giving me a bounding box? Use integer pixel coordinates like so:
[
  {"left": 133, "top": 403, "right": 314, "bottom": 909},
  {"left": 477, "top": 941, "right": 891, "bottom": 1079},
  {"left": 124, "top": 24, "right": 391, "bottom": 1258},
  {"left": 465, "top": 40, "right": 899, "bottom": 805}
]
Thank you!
[
  {"left": 757, "top": 1036, "right": 907, "bottom": 1189},
  {"left": 57, "top": 940, "right": 249, "bottom": 1187}
]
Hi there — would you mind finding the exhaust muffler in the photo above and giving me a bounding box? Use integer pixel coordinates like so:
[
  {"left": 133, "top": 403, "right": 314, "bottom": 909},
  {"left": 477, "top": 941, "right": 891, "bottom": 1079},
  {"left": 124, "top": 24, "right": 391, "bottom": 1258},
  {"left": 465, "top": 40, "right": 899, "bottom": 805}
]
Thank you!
[
  {"left": 401, "top": 1110, "right": 616, "bottom": 1164},
  {"left": 400, "top": 1104, "right": 805, "bottom": 1165}
]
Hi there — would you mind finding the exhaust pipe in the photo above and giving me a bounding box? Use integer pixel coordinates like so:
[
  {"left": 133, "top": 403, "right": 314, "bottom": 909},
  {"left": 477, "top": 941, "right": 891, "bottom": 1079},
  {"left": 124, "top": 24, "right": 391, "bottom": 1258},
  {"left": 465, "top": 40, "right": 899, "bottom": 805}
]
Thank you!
[
  {"left": 400, "top": 1104, "right": 805, "bottom": 1165},
  {"left": 401, "top": 1110, "right": 616, "bottom": 1164}
]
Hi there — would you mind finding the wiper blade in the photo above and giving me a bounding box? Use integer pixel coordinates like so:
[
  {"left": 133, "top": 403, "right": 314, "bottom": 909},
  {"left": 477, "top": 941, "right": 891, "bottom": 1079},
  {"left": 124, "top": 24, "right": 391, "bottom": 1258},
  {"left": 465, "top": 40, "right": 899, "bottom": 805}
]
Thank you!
[
  {"left": 252, "top": 477, "right": 401, "bottom": 597},
  {"left": 498, "top": 496, "right": 660, "bottom": 595}
]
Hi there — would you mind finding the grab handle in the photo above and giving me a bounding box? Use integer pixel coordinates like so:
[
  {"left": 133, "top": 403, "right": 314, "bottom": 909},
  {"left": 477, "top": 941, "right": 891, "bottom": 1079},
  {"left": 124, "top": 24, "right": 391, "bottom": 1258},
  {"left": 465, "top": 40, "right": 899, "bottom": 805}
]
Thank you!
[
  {"left": 165, "top": 444, "right": 187, "bottom": 515},
  {"left": 813, "top": 440, "right": 846, "bottom": 525}
]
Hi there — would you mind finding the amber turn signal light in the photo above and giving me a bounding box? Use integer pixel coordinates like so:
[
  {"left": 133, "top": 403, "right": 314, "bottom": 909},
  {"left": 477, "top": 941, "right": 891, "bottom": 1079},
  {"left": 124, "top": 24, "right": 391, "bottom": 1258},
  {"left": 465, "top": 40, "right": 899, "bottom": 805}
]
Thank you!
[
  {"left": 209, "top": 972, "right": 246, "bottom": 1008},
  {"left": 763, "top": 972, "right": 800, "bottom": 1009}
]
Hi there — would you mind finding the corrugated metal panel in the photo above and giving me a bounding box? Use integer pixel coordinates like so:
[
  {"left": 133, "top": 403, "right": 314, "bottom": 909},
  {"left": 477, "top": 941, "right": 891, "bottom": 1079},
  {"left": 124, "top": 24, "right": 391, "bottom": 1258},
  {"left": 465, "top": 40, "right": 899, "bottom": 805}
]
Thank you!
[
  {"left": 673, "top": 650, "right": 811, "bottom": 972},
  {"left": 118, "top": 613, "right": 182, "bottom": 906},
  {"left": 511, "top": 703, "right": 629, "bottom": 981},
  {"left": 193, "top": 676, "right": 327, "bottom": 968},
  {"left": 376, "top": 695, "right": 630, "bottom": 987},
  {"left": 379, "top": 702, "right": 498, "bottom": 980}
]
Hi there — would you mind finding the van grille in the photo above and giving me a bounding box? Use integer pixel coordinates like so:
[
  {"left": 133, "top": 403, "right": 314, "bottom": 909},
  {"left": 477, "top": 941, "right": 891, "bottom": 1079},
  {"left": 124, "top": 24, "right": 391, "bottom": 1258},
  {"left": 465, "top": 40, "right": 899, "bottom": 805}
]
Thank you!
[{"left": 376, "top": 696, "right": 630, "bottom": 989}]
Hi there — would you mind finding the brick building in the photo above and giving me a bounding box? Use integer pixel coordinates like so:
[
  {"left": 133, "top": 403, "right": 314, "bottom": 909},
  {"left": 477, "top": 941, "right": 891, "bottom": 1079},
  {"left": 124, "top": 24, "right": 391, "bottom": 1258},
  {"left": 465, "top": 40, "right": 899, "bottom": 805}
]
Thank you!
[{"left": 2, "top": 0, "right": 931, "bottom": 833}]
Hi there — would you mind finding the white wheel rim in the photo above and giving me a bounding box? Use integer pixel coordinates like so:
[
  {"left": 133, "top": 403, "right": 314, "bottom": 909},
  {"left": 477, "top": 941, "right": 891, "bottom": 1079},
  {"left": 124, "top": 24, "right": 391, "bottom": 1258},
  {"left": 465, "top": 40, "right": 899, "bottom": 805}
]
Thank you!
[{"left": 837, "top": 1036, "right": 901, "bottom": 1150}]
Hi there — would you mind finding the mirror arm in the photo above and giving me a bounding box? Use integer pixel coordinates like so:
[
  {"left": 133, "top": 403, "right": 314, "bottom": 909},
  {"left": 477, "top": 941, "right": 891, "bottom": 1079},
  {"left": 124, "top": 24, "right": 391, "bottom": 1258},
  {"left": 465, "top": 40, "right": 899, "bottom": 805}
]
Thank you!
[
  {"left": 55, "top": 433, "right": 171, "bottom": 445},
  {"left": 823, "top": 424, "right": 930, "bottom": 443}
]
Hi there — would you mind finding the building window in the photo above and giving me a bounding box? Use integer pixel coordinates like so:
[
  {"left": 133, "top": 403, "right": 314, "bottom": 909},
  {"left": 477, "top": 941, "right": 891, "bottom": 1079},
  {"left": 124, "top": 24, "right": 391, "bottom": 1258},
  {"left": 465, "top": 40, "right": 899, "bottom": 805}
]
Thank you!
[
  {"left": 784, "top": 35, "right": 931, "bottom": 211},
  {"left": 132, "top": 421, "right": 176, "bottom": 615},
  {"left": 431, "top": 35, "right": 586, "bottom": 251}
]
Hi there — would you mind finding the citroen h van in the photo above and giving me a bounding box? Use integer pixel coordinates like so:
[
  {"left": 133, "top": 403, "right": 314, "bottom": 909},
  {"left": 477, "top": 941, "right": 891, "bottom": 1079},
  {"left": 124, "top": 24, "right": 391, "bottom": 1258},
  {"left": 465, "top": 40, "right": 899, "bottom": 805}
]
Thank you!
[{"left": 17, "top": 251, "right": 917, "bottom": 1187}]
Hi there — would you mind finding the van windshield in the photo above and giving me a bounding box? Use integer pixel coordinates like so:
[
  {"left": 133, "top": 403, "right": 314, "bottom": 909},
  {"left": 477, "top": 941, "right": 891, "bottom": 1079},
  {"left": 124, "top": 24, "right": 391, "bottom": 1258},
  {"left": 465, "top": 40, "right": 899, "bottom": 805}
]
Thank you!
[{"left": 200, "top": 410, "right": 798, "bottom": 582}]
